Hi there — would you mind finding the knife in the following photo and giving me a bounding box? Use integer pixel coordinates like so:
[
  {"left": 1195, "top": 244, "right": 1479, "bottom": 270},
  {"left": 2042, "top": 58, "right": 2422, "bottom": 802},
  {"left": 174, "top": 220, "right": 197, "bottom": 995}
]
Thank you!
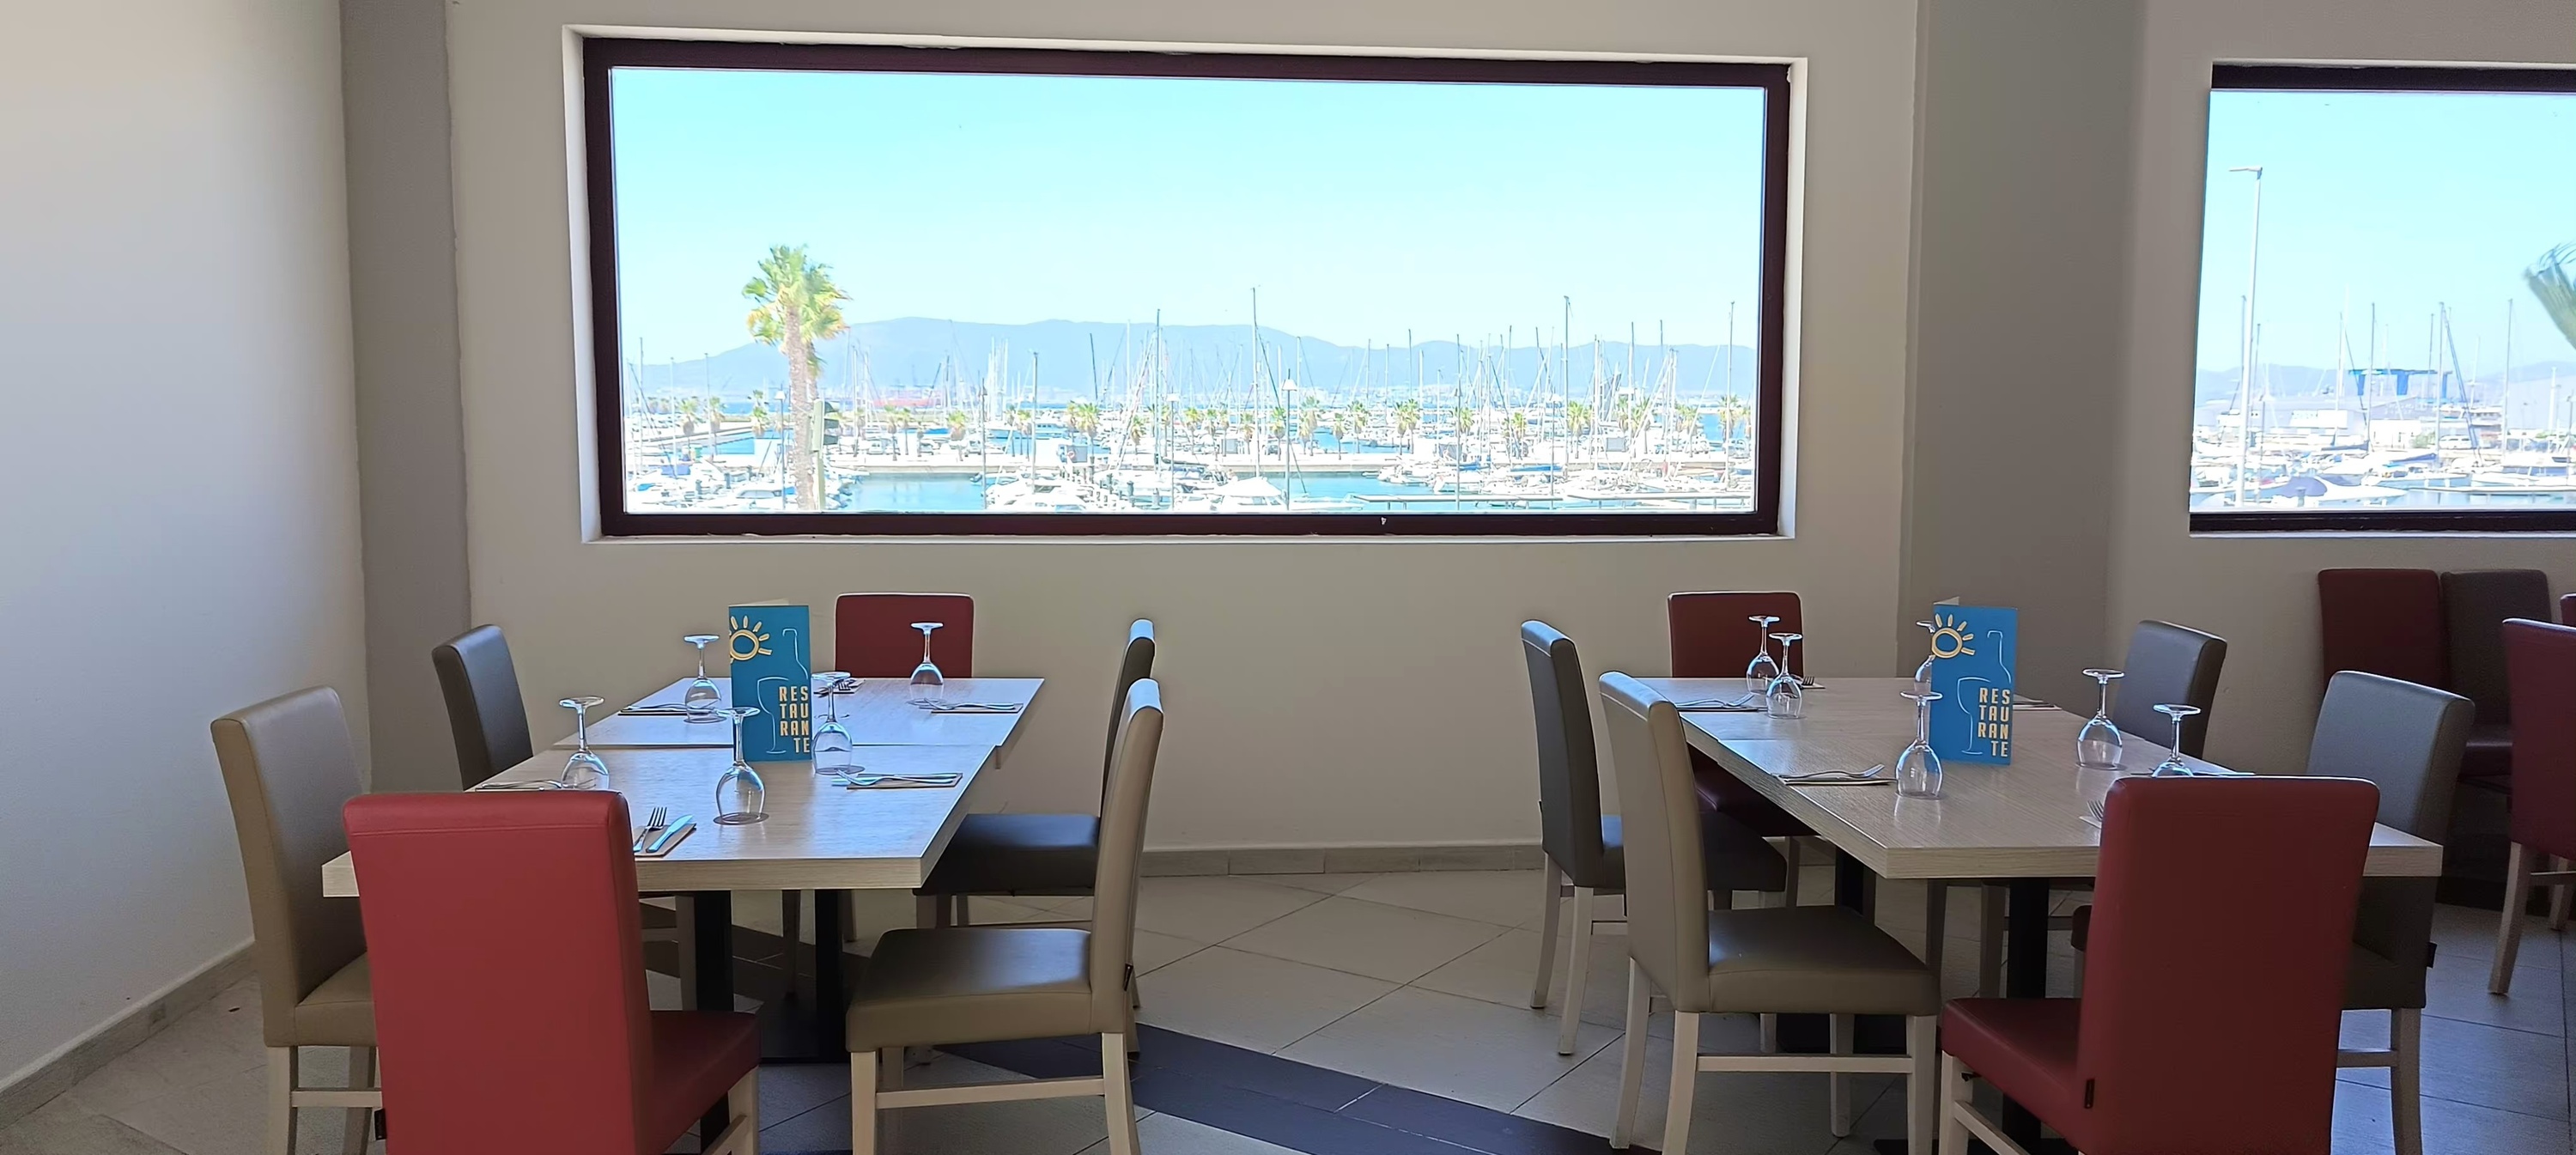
[{"left": 641, "top": 816, "right": 695, "bottom": 855}]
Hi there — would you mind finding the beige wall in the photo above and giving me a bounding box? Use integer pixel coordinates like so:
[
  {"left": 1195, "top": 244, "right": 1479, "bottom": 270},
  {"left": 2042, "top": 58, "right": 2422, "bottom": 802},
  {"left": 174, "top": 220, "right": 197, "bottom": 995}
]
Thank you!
[
  {"left": 2109, "top": 0, "right": 2576, "bottom": 775},
  {"left": 443, "top": 0, "right": 1923, "bottom": 847},
  {"left": 0, "top": 0, "right": 369, "bottom": 1084},
  {"left": 1903, "top": 0, "right": 2138, "bottom": 709},
  {"left": 344, "top": 0, "right": 473, "bottom": 793}
]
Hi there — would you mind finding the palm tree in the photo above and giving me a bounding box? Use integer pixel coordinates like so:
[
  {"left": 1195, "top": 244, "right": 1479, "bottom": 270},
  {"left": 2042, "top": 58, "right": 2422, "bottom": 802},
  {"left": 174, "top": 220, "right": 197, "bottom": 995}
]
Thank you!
[
  {"left": 749, "top": 392, "right": 771, "bottom": 440},
  {"left": 1452, "top": 405, "right": 1476, "bottom": 439},
  {"left": 1565, "top": 399, "right": 1594, "bottom": 441},
  {"left": 944, "top": 409, "right": 973, "bottom": 443},
  {"left": 703, "top": 395, "right": 725, "bottom": 459},
  {"left": 1504, "top": 410, "right": 1531, "bottom": 459},
  {"left": 743, "top": 245, "right": 849, "bottom": 510},
  {"left": 1394, "top": 398, "right": 1424, "bottom": 440},
  {"left": 1347, "top": 399, "right": 1372, "bottom": 446},
  {"left": 676, "top": 396, "right": 702, "bottom": 455},
  {"left": 1714, "top": 395, "right": 1752, "bottom": 452},
  {"left": 1298, "top": 403, "right": 1324, "bottom": 448},
  {"left": 1674, "top": 402, "right": 1702, "bottom": 447}
]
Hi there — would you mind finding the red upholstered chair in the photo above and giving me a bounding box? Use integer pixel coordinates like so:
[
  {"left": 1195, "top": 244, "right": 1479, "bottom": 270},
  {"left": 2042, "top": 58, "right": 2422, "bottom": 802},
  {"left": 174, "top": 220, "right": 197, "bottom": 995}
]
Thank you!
[
  {"left": 2489, "top": 618, "right": 2576, "bottom": 994},
  {"left": 1667, "top": 592, "right": 1817, "bottom": 854},
  {"left": 2562, "top": 593, "right": 2575, "bottom": 626},
  {"left": 1938, "top": 775, "right": 2378, "bottom": 1155},
  {"left": 2318, "top": 568, "right": 2446, "bottom": 690},
  {"left": 2443, "top": 569, "right": 2553, "bottom": 781},
  {"left": 344, "top": 792, "right": 759, "bottom": 1155},
  {"left": 835, "top": 593, "right": 975, "bottom": 677}
]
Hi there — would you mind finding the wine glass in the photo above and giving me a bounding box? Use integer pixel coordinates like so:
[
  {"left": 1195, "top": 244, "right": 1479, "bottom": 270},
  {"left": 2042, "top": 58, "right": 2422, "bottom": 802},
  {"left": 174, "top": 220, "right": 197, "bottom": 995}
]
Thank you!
[
  {"left": 1911, "top": 620, "right": 1938, "bottom": 697},
  {"left": 2149, "top": 704, "right": 2202, "bottom": 777},
  {"left": 2075, "top": 669, "right": 2125, "bottom": 771},
  {"left": 558, "top": 696, "right": 607, "bottom": 787},
  {"left": 811, "top": 670, "right": 856, "bottom": 772},
  {"left": 1765, "top": 633, "right": 1806, "bottom": 720},
  {"left": 1744, "top": 615, "right": 1783, "bottom": 696},
  {"left": 713, "top": 705, "right": 768, "bottom": 824},
  {"left": 908, "top": 623, "right": 946, "bottom": 707},
  {"left": 1896, "top": 690, "right": 1944, "bottom": 798},
  {"left": 682, "top": 634, "right": 723, "bottom": 723}
]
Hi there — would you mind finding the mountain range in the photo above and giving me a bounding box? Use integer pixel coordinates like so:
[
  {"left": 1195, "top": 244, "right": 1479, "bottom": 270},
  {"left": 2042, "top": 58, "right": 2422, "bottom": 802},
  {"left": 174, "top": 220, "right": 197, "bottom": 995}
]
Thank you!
[{"left": 629, "top": 318, "right": 1764, "bottom": 406}]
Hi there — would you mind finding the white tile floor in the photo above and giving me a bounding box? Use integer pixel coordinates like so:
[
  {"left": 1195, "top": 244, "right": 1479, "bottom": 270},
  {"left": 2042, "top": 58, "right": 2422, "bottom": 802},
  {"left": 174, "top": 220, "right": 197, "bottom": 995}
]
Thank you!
[{"left": 8, "top": 863, "right": 2572, "bottom": 1154}]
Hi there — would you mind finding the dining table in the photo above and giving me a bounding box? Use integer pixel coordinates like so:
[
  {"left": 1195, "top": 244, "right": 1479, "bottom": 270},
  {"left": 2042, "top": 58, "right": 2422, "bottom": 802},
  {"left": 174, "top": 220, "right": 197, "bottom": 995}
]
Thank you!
[
  {"left": 323, "top": 672, "right": 1045, "bottom": 1062},
  {"left": 1637, "top": 676, "right": 2443, "bottom": 1154}
]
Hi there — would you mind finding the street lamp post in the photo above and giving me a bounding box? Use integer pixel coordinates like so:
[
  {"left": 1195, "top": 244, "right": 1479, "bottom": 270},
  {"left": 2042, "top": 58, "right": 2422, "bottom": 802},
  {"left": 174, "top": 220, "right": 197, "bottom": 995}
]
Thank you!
[
  {"left": 2229, "top": 165, "right": 2264, "bottom": 508},
  {"left": 1282, "top": 380, "right": 1299, "bottom": 510}
]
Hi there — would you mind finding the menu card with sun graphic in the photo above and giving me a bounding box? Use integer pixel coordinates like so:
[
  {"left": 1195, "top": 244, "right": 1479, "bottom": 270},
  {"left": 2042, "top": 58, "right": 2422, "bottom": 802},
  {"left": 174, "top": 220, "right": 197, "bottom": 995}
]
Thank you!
[
  {"left": 726, "top": 602, "right": 811, "bottom": 763},
  {"left": 1926, "top": 605, "right": 2018, "bottom": 764}
]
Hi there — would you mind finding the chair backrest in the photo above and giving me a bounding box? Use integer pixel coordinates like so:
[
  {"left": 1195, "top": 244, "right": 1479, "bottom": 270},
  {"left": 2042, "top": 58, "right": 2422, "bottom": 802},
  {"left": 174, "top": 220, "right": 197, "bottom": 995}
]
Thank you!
[
  {"left": 2317, "top": 568, "right": 2445, "bottom": 689},
  {"left": 1523, "top": 622, "right": 1613, "bottom": 889},
  {"left": 2077, "top": 775, "right": 2378, "bottom": 1152},
  {"left": 2505, "top": 618, "right": 2576, "bottom": 860},
  {"left": 1668, "top": 591, "right": 1804, "bottom": 678},
  {"left": 1086, "top": 679, "right": 1165, "bottom": 1030},
  {"left": 345, "top": 791, "right": 655, "bottom": 1154},
  {"left": 2562, "top": 593, "right": 2575, "bottom": 627},
  {"left": 835, "top": 593, "right": 975, "bottom": 678},
  {"left": 1100, "top": 620, "right": 1157, "bottom": 798},
  {"left": 211, "top": 687, "right": 371, "bottom": 1049},
  {"left": 2110, "top": 620, "right": 2226, "bottom": 757},
  {"left": 2306, "top": 671, "right": 2471, "bottom": 992},
  {"left": 432, "top": 624, "right": 533, "bottom": 789},
  {"left": 2443, "top": 569, "right": 2552, "bottom": 725},
  {"left": 1597, "top": 672, "right": 1715, "bottom": 1012}
]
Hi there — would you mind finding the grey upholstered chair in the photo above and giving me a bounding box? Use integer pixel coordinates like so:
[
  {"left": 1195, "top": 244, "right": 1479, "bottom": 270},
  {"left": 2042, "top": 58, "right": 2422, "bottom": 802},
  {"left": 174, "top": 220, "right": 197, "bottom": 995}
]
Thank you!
[
  {"left": 432, "top": 624, "right": 533, "bottom": 790},
  {"left": 2308, "top": 671, "right": 2470, "bottom": 1155},
  {"left": 915, "top": 619, "right": 1155, "bottom": 924},
  {"left": 847, "top": 679, "right": 1164, "bottom": 1155},
  {"left": 211, "top": 687, "right": 379, "bottom": 1155},
  {"left": 1598, "top": 672, "right": 1940, "bottom": 1154},
  {"left": 1926, "top": 619, "right": 2237, "bottom": 1000},
  {"left": 433, "top": 624, "right": 692, "bottom": 998},
  {"left": 2109, "top": 619, "right": 2228, "bottom": 756},
  {"left": 1522, "top": 622, "right": 1788, "bottom": 1056}
]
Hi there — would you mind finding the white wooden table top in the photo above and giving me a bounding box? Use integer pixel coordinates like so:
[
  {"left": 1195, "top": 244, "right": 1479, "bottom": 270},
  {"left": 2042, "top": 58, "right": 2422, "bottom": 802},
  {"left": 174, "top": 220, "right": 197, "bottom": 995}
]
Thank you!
[
  {"left": 323, "top": 743, "right": 997, "bottom": 896},
  {"left": 1637, "top": 677, "right": 2444, "bottom": 881},
  {"left": 558, "top": 675, "right": 1043, "bottom": 755}
]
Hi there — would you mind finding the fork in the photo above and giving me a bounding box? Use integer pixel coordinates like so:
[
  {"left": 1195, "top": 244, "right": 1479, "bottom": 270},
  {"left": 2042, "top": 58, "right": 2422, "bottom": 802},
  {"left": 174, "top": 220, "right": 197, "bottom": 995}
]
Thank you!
[{"left": 633, "top": 806, "right": 668, "bottom": 853}]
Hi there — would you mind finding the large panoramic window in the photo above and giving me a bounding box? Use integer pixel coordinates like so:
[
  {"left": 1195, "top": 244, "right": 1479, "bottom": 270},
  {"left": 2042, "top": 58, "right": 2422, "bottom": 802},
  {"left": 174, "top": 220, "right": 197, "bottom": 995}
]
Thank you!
[
  {"left": 583, "top": 40, "right": 1789, "bottom": 536},
  {"left": 2192, "top": 65, "right": 2576, "bottom": 532}
]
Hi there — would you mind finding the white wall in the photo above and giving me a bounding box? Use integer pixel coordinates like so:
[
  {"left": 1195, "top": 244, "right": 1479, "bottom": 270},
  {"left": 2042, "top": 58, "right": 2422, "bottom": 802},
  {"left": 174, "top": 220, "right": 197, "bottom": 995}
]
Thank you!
[
  {"left": 2109, "top": 0, "right": 2576, "bottom": 775},
  {"left": 0, "top": 0, "right": 369, "bottom": 1085},
  {"left": 443, "top": 0, "right": 1926, "bottom": 848}
]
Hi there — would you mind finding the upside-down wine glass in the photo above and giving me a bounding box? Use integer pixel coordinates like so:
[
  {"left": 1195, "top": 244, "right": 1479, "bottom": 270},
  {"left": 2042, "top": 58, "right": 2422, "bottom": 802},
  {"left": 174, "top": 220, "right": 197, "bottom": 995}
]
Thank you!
[
  {"left": 713, "top": 705, "right": 768, "bottom": 824},
  {"left": 1896, "top": 690, "right": 1944, "bottom": 799},
  {"left": 2075, "top": 669, "right": 2125, "bottom": 771},
  {"left": 1745, "top": 615, "right": 1783, "bottom": 696},
  {"left": 1765, "top": 633, "right": 1807, "bottom": 720},
  {"left": 2149, "top": 704, "right": 2202, "bottom": 777},
  {"left": 559, "top": 696, "right": 607, "bottom": 787},
  {"left": 682, "top": 634, "right": 723, "bottom": 722},
  {"left": 1911, "top": 620, "right": 1939, "bottom": 697},
  {"left": 811, "top": 670, "right": 855, "bottom": 772},
  {"left": 908, "top": 623, "right": 946, "bottom": 707}
]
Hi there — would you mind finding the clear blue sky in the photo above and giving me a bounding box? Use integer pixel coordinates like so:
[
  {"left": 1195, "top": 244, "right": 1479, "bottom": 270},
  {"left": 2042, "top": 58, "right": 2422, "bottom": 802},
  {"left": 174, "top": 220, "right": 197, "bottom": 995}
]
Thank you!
[
  {"left": 608, "top": 67, "right": 1768, "bottom": 357},
  {"left": 2198, "top": 88, "right": 2576, "bottom": 376}
]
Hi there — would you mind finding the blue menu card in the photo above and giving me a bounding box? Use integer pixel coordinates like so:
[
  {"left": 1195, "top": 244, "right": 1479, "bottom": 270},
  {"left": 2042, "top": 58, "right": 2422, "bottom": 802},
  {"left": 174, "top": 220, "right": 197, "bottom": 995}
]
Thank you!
[
  {"left": 726, "top": 602, "right": 812, "bottom": 763},
  {"left": 1927, "top": 605, "right": 2017, "bottom": 764}
]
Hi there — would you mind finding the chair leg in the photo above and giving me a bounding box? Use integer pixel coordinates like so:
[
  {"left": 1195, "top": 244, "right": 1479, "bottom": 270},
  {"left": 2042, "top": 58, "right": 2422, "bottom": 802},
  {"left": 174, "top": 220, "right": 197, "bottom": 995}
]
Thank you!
[
  {"left": 708, "top": 1067, "right": 761, "bottom": 1154},
  {"left": 1828, "top": 1013, "right": 1854, "bottom": 1137},
  {"left": 1939, "top": 1053, "right": 1971, "bottom": 1155},
  {"left": 675, "top": 896, "right": 701, "bottom": 1010},
  {"left": 1662, "top": 1011, "right": 1701, "bottom": 1155},
  {"left": 266, "top": 1048, "right": 295, "bottom": 1155},
  {"left": 342, "top": 1046, "right": 374, "bottom": 1155},
  {"left": 1977, "top": 885, "right": 2007, "bottom": 998},
  {"left": 2494, "top": 842, "right": 2534, "bottom": 994},
  {"left": 2552, "top": 857, "right": 2573, "bottom": 933},
  {"left": 851, "top": 1049, "right": 884, "bottom": 1155},
  {"left": 1531, "top": 866, "right": 1564, "bottom": 1009},
  {"left": 1613, "top": 958, "right": 1650, "bottom": 1149},
  {"left": 2391, "top": 1007, "right": 2422, "bottom": 1155},
  {"left": 1558, "top": 887, "right": 1594, "bottom": 1055},
  {"left": 1906, "top": 1015, "right": 1937, "bottom": 1155},
  {"left": 1100, "top": 1034, "right": 1142, "bottom": 1155}
]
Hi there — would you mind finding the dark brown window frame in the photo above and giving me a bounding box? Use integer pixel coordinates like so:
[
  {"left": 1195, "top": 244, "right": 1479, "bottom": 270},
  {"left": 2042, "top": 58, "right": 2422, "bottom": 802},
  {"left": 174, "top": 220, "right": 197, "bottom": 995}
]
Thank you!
[
  {"left": 2190, "top": 64, "right": 2576, "bottom": 535},
  {"left": 580, "top": 38, "right": 1792, "bottom": 538}
]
